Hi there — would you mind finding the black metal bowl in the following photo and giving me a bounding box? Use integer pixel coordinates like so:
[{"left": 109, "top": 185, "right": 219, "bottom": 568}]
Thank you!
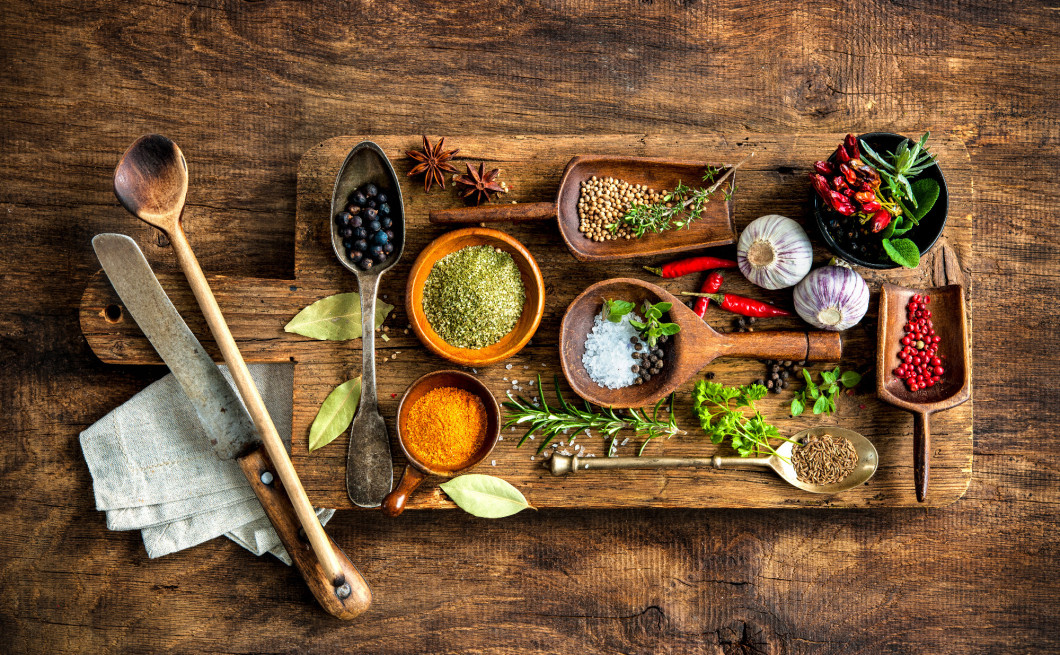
[{"left": 813, "top": 132, "right": 948, "bottom": 269}]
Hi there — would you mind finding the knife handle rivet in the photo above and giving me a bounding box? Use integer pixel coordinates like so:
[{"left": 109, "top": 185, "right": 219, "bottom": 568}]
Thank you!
[{"left": 260, "top": 471, "right": 274, "bottom": 485}]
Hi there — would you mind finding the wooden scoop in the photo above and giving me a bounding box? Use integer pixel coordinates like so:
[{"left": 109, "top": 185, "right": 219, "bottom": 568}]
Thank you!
[
  {"left": 876, "top": 283, "right": 970, "bottom": 502},
  {"left": 559, "top": 278, "right": 842, "bottom": 408},
  {"left": 428, "top": 155, "right": 744, "bottom": 262}
]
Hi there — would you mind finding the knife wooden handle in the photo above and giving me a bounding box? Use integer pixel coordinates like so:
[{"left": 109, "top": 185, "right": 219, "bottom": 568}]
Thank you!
[{"left": 239, "top": 447, "right": 372, "bottom": 619}]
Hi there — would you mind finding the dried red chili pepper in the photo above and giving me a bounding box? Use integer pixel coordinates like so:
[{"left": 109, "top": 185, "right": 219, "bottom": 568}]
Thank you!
[
  {"left": 831, "top": 175, "right": 848, "bottom": 192},
  {"left": 870, "top": 209, "right": 892, "bottom": 233},
  {"left": 861, "top": 200, "right": 882, "bottom": 213},
  {"left": 643, "top": 256, "right": 737, "bottom": 278},
  {"left": 836, "top": 144, "right": 852, "bottom": 165},
  {"left": 693, "top": 270, "right": 725, "bottom": 318},
  {"left": 844, "top": 134, "right": 860, "bottom": 158},
  {"left": 854, "top": 191, "right": 876, "bottom": 204},
  {"left": 685, "top": 292, "right": 793, "bottom": 318},
  {"left": 813, "top": 161, "right": 834, "bottom": 176},
  {"left": 839, "top": 163, "right": 858, "bottom": 185}
]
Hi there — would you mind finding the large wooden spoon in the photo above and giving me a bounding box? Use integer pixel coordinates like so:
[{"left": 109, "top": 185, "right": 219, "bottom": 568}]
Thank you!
[
  {"left": 113, "top": 135, "right": 369, "bottom": 617},
  {"left": 560, "top": 278, "right": 842, "bottom": 408},
  {"left": 876, "top": 282, "right": 970, "bottom": 502}
]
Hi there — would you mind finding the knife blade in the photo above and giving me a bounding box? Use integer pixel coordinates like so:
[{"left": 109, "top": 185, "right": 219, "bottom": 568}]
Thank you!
[{"left": 91, "top": 233, "right": 371, "bottom": 619}]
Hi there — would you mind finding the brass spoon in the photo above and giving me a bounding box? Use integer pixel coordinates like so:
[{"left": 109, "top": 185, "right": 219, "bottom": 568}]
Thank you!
[
  {"left": 113, "top": 135, "right": 367, "bottom": 615},
  {"left": 546, "top": 427, "right": 878, "bottom": 494},
  {"left": 328, "top": 141, "right": 406, "bottom": 508}
]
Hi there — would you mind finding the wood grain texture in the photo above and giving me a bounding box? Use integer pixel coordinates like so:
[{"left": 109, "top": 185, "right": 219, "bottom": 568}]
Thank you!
[
  {"left": 79, "top": 133, "right": 975, "bottom": 510},
  {"left": 2, "top": 0, "right": 1059, "bottom": 653}
]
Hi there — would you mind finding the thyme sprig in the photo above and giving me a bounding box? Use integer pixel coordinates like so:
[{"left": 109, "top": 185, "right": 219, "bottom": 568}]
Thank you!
[
  {"left": 607, "top": 152, "right": 754, "bottom": 237},
  {"left": 504, "top": 375, "right": 684, "bottom": 456}
]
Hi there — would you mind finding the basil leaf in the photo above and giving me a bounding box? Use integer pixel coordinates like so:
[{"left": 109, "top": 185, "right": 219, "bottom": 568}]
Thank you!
[
  {"left": 813, "top": 395, "right": 828, "bottom": 415},
  {"left": 840, "top": 370, "right": 862, "bottom": 388},
  {"left": 285, "top": 293, "right": 394, "bottom": 341},
  {"left": 790, "top": 397, "right": 804, "bottom": 417},
  {"left": 910, "top": 178, "right": 940, "bottom": 219},
  {"left": 439, "top": 474, "right": 534, "bottom": 518},
  {"left": 308, "top": 378, "right": 361, "bottom": 452},
  {"left": 882, "top": 238, "right": 921, "bottom": 269}
]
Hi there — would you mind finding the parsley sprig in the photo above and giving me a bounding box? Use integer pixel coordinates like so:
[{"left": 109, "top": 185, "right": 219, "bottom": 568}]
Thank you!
[
  {"left": 504, "top": 375, "right": 684, "bottom": 456},
  {"left": 692, "top": 380, "right": 790, "bottom": 458}
]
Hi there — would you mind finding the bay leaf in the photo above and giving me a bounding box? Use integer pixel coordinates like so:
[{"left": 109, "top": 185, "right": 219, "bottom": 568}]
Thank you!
[
  {"left": 284, "top": 292, "right": 394, "bottom": 341},
  {"left": 439, "top": 474, "right": 535, "bottom": 518},
  {"left": 308, "top": 377, "right": 362, "bottom": 452}
]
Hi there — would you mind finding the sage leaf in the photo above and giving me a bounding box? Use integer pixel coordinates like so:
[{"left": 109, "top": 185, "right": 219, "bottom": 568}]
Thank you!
[
  {"left": 308, "top": 378, "right": 361, "bottom": 452},
  {"left": 910, "top": 178, "right": 940, "bottom": 220},
  {"left": 285, "top": 292, "right": 394, "bottom": 341},
  {"left": 882, "top": 237, "right": 921, "bottom": 269},
  {"left": 439, "top": 474, "right": 534, "bottom": 518}
]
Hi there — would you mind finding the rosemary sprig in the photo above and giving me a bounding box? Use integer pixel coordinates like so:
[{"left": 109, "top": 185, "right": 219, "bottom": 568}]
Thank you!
[
  {"left": 607, "top": 152, "right": 754, "bottom": 237},
  {"left": 503, "top": 375, "right": 684, "bottom": 456}
]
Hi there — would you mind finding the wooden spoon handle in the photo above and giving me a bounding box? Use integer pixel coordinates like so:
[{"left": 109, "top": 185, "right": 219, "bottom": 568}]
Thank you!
[
  {"left": 381, "top": 466, "right": 429, "bottom": 517},
  {"left": 167, "top": 225, "right": 346, "bottom": 588},
  {"left": 429, "top": 202, "right": 555, "bottom": 224},
  {"left": 913, "top": 411, "right": 931, "bottom": 503},
  {"left": 239, "top": 447, "right": 371, "bottom": 619},
  {"left": 714, "top": 330, "right": 843, "bottom": 362}
]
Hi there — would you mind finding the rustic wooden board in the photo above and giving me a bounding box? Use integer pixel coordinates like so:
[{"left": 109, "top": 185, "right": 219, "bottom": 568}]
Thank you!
[{"left": 80, "top": 134, "right": 973, "bottom": 509}]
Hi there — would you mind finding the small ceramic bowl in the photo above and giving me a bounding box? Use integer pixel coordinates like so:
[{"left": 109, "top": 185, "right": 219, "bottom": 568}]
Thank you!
[
  {"left": 814, "top": 132, "right": 949, "bottom": 269},
  {"left": 381, "top": 370, "right": 501, "bottom": 516},
  {"left": 405, "top": 227, "right": 545, "bottom": 366}
]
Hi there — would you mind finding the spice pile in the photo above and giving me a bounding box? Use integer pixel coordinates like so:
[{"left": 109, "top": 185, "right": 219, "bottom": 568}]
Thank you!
[
  {"left": 581, "top": 309, "right": 646, "bottom": 389},
  {"left": 422, "top": 245, "right": 525, "bottom": 349},
  {"left": 791, "top": 432, "right": 858, "bottom": 485},
  {"left": 336, "top": 183, "right": 396, "bottom": 271},
  {"left": 577, "top": 176, "right": 663, "bottom": 242},
  {"left": 404, "top": 386, "right": 488, "bottom": 471},
  {"left": 754, "top": 359, "right": 802, "bottom": 394},
  {"left": 894, "top": 293, "right": 944, "bottom": 391}
]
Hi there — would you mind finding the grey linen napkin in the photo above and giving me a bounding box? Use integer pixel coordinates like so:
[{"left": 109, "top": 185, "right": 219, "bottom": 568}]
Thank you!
[{"left": 80, "top": 363, "right": 335, "bottom": 564}]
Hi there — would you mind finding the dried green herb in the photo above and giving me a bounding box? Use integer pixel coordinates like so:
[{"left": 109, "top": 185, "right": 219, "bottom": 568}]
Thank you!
[
  {"left": 308, "top": 378, "right": 361, "bottom": 452},
  {"left": 284, "top": 293, "right": 394, "bottom": 340},
  {"left": 439, "top": 474, "right": 534, "bottom": 518}
]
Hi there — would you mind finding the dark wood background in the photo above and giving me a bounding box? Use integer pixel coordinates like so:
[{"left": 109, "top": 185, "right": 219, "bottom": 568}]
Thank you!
[{"left": 2, "top": 1, "right": 1057, "bottom": 653}]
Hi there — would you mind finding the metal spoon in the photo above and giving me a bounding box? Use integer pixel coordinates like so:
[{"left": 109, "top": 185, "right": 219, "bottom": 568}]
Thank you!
[
  {"left": 113, "top": 134, "right": 365, "bottom": 612},
  {"left": 545, "top": 427, "right": 878, "bottom": 494},
  {"left": 329, "top": 141, "right": 406, "bottom": 507}
]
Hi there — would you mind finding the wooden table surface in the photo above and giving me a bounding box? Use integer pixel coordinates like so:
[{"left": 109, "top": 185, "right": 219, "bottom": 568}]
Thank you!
[{"left": 2, "top": 2, "right": 1057, "bottom": 653}]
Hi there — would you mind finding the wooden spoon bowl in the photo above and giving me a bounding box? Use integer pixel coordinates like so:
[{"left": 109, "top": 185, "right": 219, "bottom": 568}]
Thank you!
[
  {"left": 405, "top": 227, "right": 545, "bottom": 367},
  {"left": 876, "top": 283, "right": 970, "bottom": 502},
  {"left": 560, "top": 278, "right": 843, "bottom": 408},
  {"left": 381, "top": 370, "right": 501, "bottom": 516}
]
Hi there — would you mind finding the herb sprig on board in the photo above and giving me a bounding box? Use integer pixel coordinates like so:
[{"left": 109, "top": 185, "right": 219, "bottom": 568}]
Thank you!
[
  {"left": 790, "top": 367, "right": 862, "bottom": 417},
  {"left": 608, "top": 153, "right": 753, "bottom": 237},
  {"left": 504, "top": 375, "right": 684, "bottom": 456},
  {"left": 692, "top": 380, "right": 789, "bottom": 458}
]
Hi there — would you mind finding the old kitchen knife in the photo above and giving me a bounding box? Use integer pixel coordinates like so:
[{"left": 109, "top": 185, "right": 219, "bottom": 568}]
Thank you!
[{"left": 91, "top": 233, "right": 371, "bottom": 619}]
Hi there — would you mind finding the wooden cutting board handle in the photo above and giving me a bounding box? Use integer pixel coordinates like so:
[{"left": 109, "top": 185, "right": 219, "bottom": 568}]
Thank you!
[
  {"left": 239, "top": 447, "right": 372, "bottom": 619},
  {"left": 429, "top": 202, "right": 555, "bottom": 224}
]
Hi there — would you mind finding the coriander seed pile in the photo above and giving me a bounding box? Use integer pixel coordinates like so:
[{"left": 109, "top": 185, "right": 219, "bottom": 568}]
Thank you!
[
  {"left": 577, "top": 176, "right": 664, "bottom": 242},
  {"left": 791, "top": 432, "right": 859, "bottom": 485},
  {"left": 422, "top": 245, "right": 525, "bottom": 349}
]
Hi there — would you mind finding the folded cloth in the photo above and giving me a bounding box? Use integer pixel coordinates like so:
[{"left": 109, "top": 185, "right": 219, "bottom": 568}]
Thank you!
[{"left": 80, "top": 362, "right": 335, "bottom": 563}]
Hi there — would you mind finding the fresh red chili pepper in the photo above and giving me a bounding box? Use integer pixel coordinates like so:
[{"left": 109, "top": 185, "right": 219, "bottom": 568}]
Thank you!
[
  {"left": 643, "top": 256, "right": 737, "bottom": 278},
  {"left": 686, "top": 292, "right": 793, "bottom": 318},
  {"left": 870, "top": 209, "right": 892, "bottom": 233},
  {"left": 693, "top": 271, "right": 725, "bottom": 318}
]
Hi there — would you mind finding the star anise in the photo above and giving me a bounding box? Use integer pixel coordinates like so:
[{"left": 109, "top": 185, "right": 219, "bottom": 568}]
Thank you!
[
  {"left": 406, "top": 135, "right": 460, "bottom": 193},
  {"left": 453, "top": 162, "right": 507, "bottom": 206}
]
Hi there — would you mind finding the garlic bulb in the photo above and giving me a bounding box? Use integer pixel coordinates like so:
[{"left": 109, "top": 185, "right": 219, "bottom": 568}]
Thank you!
[
  {"left": 736, "top": 214, "right": 813, "bottom": 290},
  {"left": 793, "top": 265, "right": 870, "bottom": 331}
]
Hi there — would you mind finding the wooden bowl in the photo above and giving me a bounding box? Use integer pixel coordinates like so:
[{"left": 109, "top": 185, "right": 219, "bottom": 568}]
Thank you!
[
  {"left": 405, "top": 227, "right": 545, "bottom": 366},
  {"left": 381, "top": 370, "right": 501, "bottom": 516}
]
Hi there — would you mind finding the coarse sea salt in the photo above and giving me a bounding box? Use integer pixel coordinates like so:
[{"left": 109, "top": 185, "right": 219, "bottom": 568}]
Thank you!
[{"left": 581, "top": 310, "right": 645, "bottom": 389}]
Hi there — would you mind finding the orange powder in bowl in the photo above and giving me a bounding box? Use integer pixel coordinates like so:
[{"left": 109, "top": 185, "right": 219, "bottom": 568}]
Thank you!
[{"left": 404, "top": 386, "right": 488, "bottom": 471}]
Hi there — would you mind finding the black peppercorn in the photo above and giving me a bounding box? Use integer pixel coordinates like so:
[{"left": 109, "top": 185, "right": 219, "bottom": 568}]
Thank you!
[{"left": 631, "top": 365, "right": 640, "bottom": 373}]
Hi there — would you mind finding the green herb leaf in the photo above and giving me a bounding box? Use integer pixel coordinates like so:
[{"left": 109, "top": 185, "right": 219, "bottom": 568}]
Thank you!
[
  {"left": 693, "top": 380, "right": 783, "bottom": 458},
  {"left": 659, "top": 322, "right": 681, "bottom": 336},
  {"left": 812, "top": 395, "right": 828, "bottom": 415},
  {"left": 882, "top": 237, "right": 921, "bottom": 269},
  {"left": 285, "top": 293, "right": 394, "bottom": 341},
  {"left": 879, "top": 218, "right": 897, "bottom": 239},
  {"left": 821, "top": 370, "right": 837, "bottom": 385},
  {"left": 910, "top": 178, "right": 940, "bottom": 219},
  {"left": 790, "top": 397, "right": 805, "bottom": 417},
  {"left": 840, "top": 370, "right": 862, "bottom": 388},
  {"left": 439, "top": 474, "right": 535, "bottom": 518},
  {"left": 308, "top": 378, "right": 362, "bottom": 452},
  {"left": 604, "top": 299, "right": 634, "bottom": 322}
]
